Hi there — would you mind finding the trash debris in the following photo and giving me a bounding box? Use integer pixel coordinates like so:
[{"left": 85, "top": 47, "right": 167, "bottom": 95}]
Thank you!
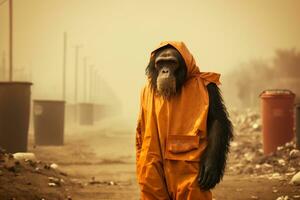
[
  {"left": 231, "top": 109, "right": 262, "bottom": 134},
  {"left": 276, "top": 196, "right": 290, "bottom": 200},
  {"left": 48, "top": 182, "right": 57, "bottom": 187},
  {"left": 88, "top": 177, "right": 117, "bottom": 186},
  {"left": 229, "top": 109, "right": 300, "bottom": 179},
  {"left": 24, "top": 160, "right": 37, "bottom": 169},
  {"left": 13, "top": 152, "right": 36, "bottom": 161},
  {"left": 0, "top": 147, "right": 71, "bottom": 199},
  {"left": 273, "top": 189, "right": 278, "bottom": 193},
  {"left": 289, "top": 149, "right": 300, "bottom": 159},
  {"left": 50, "top": 163, "right": 58, "bottom": 169},
  {"left": 48, "top": 177, "right": 64, "bottom": 187},
  {"left": 109, "top": 181, "right": 117, "bottom": 186},
  {"left": 290, "top": 171, "right": 300, "bottom": 185},
  {"left": 35, "top": 167, "right": 41, "bottom": 173}
]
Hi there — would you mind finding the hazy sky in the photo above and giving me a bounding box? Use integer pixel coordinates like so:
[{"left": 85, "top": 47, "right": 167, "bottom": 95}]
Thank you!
[{"left": 0, "top": 0, "right": 300, "bottom": 118}]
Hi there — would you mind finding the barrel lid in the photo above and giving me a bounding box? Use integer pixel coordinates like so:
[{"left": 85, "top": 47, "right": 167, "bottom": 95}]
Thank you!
[
  {"left": 0, "top": 81, "right": 33, "bottom": 85},
  {"left": 260, "top": 89, "right": 295, "bottom": 98},
  {"left": 34, "top": 99, "right": 65, "bottom": 103},
  {"left": 78, "top": 102, "right": 94, "bottom": 106}
]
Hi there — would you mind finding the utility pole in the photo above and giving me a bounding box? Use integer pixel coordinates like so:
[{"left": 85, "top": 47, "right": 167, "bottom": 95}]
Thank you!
[
  {"left": 9, "top": 0, "right": 13, "bottom": 81},
  {"left": 2, "top": 52, "right": 5, "bottom": 81},
  {"left": 73, "top": 45, "right": 83, "bottom": 123},
  {"left": 94, "top": 71, "right": 100, "bottom": 103},
  {"left": 83, "top": 57, "right": 88, "bottom": 102},
  {"left": 62, "top": 32, "right": 67, "bottom": 101},
  {"left": 73, "top": 45, "right": 83, "bottom": 104},
  {"left": 96, "top": 71, "right": 101, "bottom": 102},
  {"left": 94, "top": 71, "right": 98, "bottom": 103},
  {"left": 89, "top": 65, "right": 94, "bottom": 103}
]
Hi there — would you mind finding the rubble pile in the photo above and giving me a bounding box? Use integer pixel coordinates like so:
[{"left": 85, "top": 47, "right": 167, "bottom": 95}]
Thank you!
[
  {"left": 229, "top": 110, "right": 300, "bottom": 183},
  {"left": 0, "top": 147, "right": 71, "bottom": 200},
  {"left": 0, "top": 148, "right": 67, "bottom": 180},
  {"left": 230, "top": 109, "right": 262, "bottom": 134},
  {"left": 230, "top": 140, "right": 300, "bottom": 177}
]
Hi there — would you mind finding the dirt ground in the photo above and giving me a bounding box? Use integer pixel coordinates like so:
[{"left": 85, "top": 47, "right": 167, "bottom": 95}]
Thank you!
[{"left": 1, "top": 116, "right": 300, "bottom": 200}]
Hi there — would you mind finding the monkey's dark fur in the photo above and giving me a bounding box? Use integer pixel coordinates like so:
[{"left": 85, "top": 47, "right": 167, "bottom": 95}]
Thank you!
[
  {"left": 146, "top": 46, "right": 233, "bottom": 190},
  {"left": 199, "top": 83, "right": 234, "bottom": 190}
]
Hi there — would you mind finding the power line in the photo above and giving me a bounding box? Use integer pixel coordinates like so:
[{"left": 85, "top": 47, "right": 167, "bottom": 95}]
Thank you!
[{"left": 0, "top": 0, "right": 8, "bottom": 6}]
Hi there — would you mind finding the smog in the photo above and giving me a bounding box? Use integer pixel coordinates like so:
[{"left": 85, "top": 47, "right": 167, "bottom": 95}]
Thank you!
[{"left": 0, "top": 1, "right": 300, "bottom": 199}]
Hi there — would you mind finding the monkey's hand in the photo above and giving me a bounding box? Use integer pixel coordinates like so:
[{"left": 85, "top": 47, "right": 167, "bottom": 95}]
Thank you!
[
  {"left": 198, "top": 120, "right": 226, "bottom": 190},
  {"left": 198, "top": 153, "right": 221, "bottom": 190}
]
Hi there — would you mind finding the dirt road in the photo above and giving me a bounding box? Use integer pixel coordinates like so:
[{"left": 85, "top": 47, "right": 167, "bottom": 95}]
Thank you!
[
  {"left": 26, "top": 120, "right": 299, "bottom": 200},
  {"left": 1, "top": 115, "right": 299, "bottom": 200}
]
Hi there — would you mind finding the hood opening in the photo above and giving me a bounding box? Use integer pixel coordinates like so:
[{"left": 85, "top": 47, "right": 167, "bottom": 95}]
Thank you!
[{"left": 151, "top": 41, "right": 200, "bottom": 78}]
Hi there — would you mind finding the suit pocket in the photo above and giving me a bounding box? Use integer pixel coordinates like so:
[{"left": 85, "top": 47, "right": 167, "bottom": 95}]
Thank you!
[{"left": 165, "top": 134, "right": 206, "bottom": 162}]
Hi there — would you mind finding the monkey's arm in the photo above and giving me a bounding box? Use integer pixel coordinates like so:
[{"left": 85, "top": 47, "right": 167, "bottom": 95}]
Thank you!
[{"left": 198, "top": 83, "right": 233, "bottom": 190}]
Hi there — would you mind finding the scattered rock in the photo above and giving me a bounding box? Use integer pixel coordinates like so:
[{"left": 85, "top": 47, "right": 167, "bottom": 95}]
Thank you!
[
  {"left": 50, "top": 163, "right": 58, "bottom": 169},
  {"left": 109, "top": 181, "right": 117, "bottom": 185},
  {"left": 251, "top": 195, "right": 259, "bottom": 199},
  {"left": 35, "top": 167, "right": 41, "bottom": 173},
  {"left": 276, "top": 196, "right": 290, "bottom": 200},
  {"left": 59, "top": 171, "right": 68, "bottom": 176},
  {"left": 26, "top": 159, "right": 37, "bottom": 168},
  {"left": 48, "top": 182, "right": 57, "bottom": 187},
  {"left": 290, "top": 171, "right": 300, "bottom": 185},
  {"left": 44, "top": 164, "right": 51, "bottom": 170},
  {"left": 48, "top": 177, "right": 64, "bottom": 187},
  {"left": 88, "top": 177, "right": 117, "bottom": 186},
  {"left": 289, "top": 149, "right": 300, "bottom": 159},
  {"left": 6, "top": 165, "right": 20, "bottom": 173}
]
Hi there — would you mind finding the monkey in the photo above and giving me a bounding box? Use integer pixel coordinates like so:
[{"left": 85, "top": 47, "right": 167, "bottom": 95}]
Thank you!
[{"left": 136, "top": 42, "right": 233, "bottom": 199}]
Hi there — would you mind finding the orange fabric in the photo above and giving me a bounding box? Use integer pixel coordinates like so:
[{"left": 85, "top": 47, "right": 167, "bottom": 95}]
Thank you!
[{"left": 136, "top": 41, "right": 220, "bottom": 200}]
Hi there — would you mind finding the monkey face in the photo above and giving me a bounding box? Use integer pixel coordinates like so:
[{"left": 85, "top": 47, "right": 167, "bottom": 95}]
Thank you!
[
  {"left": 146, "top": 45, "right": 187, "bottom": 99},
  {"left": 155, "top": 48, "right": 180, "bottom": 98}
]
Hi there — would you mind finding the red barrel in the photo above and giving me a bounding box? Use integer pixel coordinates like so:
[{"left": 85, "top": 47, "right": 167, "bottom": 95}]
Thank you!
[
  {"left": 260, "top": 89, "right": 295, "bottom": 155},
  {"left": 296, "top": 104, "right": 300, "bottom": 149}
]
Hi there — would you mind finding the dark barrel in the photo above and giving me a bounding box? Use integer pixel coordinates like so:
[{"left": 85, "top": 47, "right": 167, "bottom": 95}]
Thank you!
[
  {"left": 260, "top": 89, "right": 295, "bottom": 155},
  {"left": 0, "top": 82, "right": 32, "bottom": 153},
  {"left": 65, "top": 103, "right": 76, "bottom": 125},
  {"left": 33, "top": 100, "right": 65, "bottom": 145},
  {"left": 79, "top": 103, "right": 93, "bottom": 125},
  {"left": 93, "top": 104, "right": 102, "bottom": 122}
]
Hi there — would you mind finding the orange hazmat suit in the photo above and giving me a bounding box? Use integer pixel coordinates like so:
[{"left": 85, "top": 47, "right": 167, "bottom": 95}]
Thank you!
[{"left": 136, "top": 41, "right": 220, "bottom": 200}]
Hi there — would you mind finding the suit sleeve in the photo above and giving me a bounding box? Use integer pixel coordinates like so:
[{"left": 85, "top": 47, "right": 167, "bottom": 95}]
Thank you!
[{"left": 136, "top": 87, "right": 146, "bottom": 162}]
